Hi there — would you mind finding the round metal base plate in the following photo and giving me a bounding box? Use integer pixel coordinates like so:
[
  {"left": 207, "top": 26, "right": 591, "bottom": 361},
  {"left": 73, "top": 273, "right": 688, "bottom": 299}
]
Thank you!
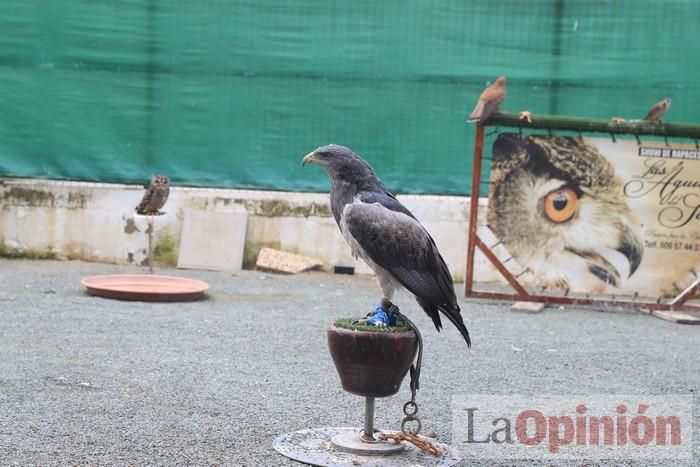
[
  {"left": 273, "top": 427, "right": 461, "bottom": 467},
  {"left": 330, "top": 430, "right": 405, "bottom": 456}
]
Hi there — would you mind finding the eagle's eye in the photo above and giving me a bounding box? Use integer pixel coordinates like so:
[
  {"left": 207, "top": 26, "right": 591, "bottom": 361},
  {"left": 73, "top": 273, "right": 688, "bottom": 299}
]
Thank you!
[{"left": 544, "top": 187, "right": 578, "bottom": 223}]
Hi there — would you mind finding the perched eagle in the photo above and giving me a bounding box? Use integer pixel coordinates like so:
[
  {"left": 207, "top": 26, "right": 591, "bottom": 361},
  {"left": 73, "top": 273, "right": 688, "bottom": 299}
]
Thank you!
[
  {"left": 135, "top": 175, "right": 170, "bottom": 215},
  {"left": 303, "top": 144, "right": 471, "bottom": 348}
]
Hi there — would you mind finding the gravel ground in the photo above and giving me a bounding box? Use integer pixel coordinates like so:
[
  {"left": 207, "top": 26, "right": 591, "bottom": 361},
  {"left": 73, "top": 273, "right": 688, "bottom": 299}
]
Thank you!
[{"left": 0, "top": 259, "right": 698, "bottom": 466}]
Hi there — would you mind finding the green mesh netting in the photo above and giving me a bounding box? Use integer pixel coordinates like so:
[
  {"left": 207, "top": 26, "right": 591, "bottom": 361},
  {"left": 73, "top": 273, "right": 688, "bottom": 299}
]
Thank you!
[{"left": 0, "top": 1, "right": 698, "bottom": 195}]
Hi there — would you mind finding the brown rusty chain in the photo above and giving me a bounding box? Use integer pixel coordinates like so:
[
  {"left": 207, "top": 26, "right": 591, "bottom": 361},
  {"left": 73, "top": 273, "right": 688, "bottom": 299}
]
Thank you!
[
  {"left": 396, "top": 310, "right": 423, "bottom": 436},
  {"left": 401, "top": 399, "right": 420, "bottom": 435},
  {"left": 378, "top": 431, "right": 443, "bottom": 457}
]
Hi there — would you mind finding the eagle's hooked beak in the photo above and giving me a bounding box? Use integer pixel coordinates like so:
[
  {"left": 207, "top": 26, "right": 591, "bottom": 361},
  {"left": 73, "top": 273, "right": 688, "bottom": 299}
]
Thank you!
[{"left": 302, "top": 151, "right": 318, "bottom": 167}]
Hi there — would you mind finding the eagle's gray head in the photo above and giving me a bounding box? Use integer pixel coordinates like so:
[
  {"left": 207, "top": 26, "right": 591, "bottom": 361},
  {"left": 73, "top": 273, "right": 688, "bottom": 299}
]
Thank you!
[
  {"left": 302, "top": 144, "right": 382, "bottom": 189},
  {"left": 488, "top": 134, "right": 643, "bottom": 292}
]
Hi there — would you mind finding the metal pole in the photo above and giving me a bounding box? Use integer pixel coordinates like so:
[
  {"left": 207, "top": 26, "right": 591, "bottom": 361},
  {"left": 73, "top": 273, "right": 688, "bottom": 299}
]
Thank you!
[
  {"left": 465, "top": 124, "right": 484, "bottom": 295},
  {"left": 148, "top": 215, "right": 154, "bottom": 274},
  {"left": 362, "top": 396, "right": 375, "bottom": 442},
  {"left": 484, "top": 112, "right": 700, "bottom": 139},
  {"left": 474, "top": 235, "right": 528, "bottom": 297},
  {"left": 669, "top": 277, "right": 700, "bottom": 309}
]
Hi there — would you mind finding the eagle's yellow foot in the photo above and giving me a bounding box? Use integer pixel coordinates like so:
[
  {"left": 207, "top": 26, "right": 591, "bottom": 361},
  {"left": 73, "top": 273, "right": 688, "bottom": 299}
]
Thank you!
[
  {"left": 518, "top": 111, "right": 532, "bottom": 123},
  {"left": 610, "top": 117, "right": 625, "bottom": 124}
]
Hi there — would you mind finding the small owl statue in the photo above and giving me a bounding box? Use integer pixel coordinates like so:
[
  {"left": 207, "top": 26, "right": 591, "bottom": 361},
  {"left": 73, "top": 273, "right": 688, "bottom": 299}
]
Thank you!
[{"left": 135, "top": 175, "right": 170, "bottom": 215}]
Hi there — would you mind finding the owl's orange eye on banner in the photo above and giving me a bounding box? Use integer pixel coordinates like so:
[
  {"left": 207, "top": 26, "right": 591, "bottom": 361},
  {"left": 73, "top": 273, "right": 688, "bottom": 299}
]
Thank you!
[{"left": 543, "top": 187, "right": 578, "bottom": 223}]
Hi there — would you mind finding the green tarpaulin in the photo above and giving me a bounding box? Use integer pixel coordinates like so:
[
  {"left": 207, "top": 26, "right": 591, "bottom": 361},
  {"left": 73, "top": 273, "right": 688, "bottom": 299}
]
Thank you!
[{"left": 0, "top": 1, "right": 698, "bottom": 195}]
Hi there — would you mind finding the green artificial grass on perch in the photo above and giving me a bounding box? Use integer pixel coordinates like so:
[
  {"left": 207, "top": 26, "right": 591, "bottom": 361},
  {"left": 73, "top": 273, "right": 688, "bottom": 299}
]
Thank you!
[{"left": 334, "top": 317, "right": 412, "bottom": 333}]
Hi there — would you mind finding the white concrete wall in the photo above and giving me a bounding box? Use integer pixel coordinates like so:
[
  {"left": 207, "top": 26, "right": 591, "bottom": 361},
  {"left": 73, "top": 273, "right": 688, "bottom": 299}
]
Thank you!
[{"left": 0, "top": 178, "right": 503, "bottom": 283}]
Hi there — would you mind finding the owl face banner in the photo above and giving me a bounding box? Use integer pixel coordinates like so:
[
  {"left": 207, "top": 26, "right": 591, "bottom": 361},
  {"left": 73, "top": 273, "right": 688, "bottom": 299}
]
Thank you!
[{"left": 487, "top": 133, "right": 700, "bottom": 297}]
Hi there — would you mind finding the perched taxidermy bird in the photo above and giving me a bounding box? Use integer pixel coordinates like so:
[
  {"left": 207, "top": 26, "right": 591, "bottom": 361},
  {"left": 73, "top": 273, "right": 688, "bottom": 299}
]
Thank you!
[
  {"left": 644, "top": 98, "right": 671, "bottom": 123},
  {"left": 488, "top": 134, "right": 643, "bottom": 293},
  {"left": 468, "top": 75, "right": 506, "bottom": 124},
  {"left": 303, "top": 144, "right": 471, "bottom": 394},
  {"left": 135, "top": 175, "right": 170, "bottom": 215}
]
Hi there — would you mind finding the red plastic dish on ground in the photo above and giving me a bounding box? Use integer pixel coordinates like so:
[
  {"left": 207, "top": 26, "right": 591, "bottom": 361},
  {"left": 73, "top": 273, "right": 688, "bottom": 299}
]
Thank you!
[{"left": 81, "top": 274, "right": 209, "bottom": 302}]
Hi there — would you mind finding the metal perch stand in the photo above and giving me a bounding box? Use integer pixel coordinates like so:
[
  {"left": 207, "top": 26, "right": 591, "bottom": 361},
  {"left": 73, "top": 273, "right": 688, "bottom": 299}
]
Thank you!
[
  {"left": 81, "top": 206, "right": 209, "bottom": 302},
  {"left": 362, "top": 396, "right": 376, "bottom": 441},
  {"left": 147, "top": 214, "right": 155, "bottom": 274},
  {"left": 272, "top": 321, "right": 460, "bottom": 466}
]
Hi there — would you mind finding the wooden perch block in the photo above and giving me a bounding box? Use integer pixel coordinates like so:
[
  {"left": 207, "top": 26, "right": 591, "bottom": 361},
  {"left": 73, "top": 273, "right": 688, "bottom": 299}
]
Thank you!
[{"left": 255, "top": 248, "right": 323, "bottom": 274}]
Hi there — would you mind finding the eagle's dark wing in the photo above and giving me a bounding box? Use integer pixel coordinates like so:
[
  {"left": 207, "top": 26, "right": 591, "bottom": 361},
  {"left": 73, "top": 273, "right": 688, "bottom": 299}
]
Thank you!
[{"left": 343, "top": 192, "right": 471, "bottom": 346}]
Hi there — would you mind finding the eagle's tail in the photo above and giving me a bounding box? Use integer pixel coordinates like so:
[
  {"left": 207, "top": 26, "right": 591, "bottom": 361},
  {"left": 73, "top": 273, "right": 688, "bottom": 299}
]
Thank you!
[{"left": 416, "top": 297, "right": 471, "bottom": 348}]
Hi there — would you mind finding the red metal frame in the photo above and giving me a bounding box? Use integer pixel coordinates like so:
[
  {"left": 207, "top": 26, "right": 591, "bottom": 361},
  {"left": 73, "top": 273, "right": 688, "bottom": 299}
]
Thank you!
[{"left": 464, "top": 125, "right": 700, "bottom": 321}]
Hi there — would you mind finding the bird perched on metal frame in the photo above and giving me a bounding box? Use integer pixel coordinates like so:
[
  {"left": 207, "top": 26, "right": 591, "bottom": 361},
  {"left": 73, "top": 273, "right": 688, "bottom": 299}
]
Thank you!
[
  {"left": 643, "top": 98, "right": 671, "bottom": 123},
  {"left": 303, "top": 144, "right": 471, "bottom": 396},
  {"left": 468, "top": 75, "right": 506, "bottom": 124},
  {"left": 135, "top": 175, "right": 170, "bottom": 215}
]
